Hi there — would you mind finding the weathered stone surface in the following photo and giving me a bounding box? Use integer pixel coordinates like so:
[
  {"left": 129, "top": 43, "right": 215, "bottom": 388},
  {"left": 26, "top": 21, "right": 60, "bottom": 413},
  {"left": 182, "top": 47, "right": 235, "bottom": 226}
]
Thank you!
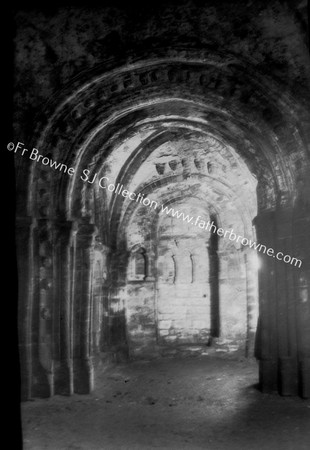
[{"left": 13, "top": 1, "right": 310, "bottom": 398}]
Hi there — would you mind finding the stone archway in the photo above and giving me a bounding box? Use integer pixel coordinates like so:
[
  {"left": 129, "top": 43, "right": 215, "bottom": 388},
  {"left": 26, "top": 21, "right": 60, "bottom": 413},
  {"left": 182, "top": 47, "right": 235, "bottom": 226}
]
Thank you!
[{"left": 17, "top": 54, "right": 310, "bottom": 400}]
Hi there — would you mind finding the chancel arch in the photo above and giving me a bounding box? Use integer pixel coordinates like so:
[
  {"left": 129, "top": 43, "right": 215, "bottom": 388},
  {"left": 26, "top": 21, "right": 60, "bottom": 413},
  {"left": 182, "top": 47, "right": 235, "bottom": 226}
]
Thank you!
[{"left": 17, "top": 52, "right": 310, "bottom": 400}]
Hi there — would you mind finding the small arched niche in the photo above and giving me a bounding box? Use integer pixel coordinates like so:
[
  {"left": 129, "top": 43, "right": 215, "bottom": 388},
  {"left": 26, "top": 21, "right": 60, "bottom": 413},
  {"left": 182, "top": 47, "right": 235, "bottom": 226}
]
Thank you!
[{"left": 127, "top": 245, "right": 147, "bottom": 281}]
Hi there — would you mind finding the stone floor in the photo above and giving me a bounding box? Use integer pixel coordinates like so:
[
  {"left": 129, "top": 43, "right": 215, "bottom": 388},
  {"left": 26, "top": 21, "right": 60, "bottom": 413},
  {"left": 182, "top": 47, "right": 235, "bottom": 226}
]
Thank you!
[{"left": 21, "top": 352, "right": 310, "bottom": 449}]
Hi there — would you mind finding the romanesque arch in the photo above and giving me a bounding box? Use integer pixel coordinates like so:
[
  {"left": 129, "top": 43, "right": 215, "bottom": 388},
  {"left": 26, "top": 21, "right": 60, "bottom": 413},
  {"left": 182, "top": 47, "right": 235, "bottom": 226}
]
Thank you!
[{"left": 17, "top": 52, "right": 310, "bottom": 399}]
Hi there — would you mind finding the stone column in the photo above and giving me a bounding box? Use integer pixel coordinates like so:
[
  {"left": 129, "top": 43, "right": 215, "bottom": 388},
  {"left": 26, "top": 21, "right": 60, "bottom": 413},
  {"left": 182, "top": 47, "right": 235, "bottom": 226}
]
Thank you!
[
  {"left": 244, "top": 248, "right": 259, "bottom": 357},
  {"left": 73, "top": 220, "right": 96, "bottom": 394},
  {"left": 100, "top": 245, "right": 111, "bottom": 352},
  {"left": 37, "top": 219, "right": 55, "bottom": 397},
  {"left": 292, "top": 203, "right": 310, "bottom": 398},
  {"left": 254, "top": 207, "right": 299, "bottom": 395},
  {"left": 254, "top": 211, "right": 278, "bottom": 393},
  {"left": 19, "top": 217, "right": 54, "bottom": 398},
  {"left": 275, "top": 207, "right": 298, "bottom": 396},
  {"left": 53, "top": 220, "right": 74, "bottom": 395},
  {"left": 16, "top": 217, "right": 35, "bottom": 400},
  {"left": 209, "top": 245, "right": 220, "bottom": 339},
  {"left": 107, "top": 247, "right": 129, "bottom": 361}
]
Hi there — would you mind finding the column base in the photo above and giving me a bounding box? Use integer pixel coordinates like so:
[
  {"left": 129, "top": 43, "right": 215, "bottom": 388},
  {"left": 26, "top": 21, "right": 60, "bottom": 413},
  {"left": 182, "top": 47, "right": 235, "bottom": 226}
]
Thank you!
[
  {"left": 54, "top": 360, "right": 73, "bottom": 395},
  {"left": 259, "top": 358, "right": 278, "bottom": 393},
  {"left": 300, "top": 358, "right": 310, "bottom": 399},
  {"left": 31, "top": 362, "right": 53, "bottom": 398},
  {"left": 74, "top": 358, "right": 94, "bottom": 394},
  {"left": 279, "top": 357, "right": 298, "bottom": 396}
]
